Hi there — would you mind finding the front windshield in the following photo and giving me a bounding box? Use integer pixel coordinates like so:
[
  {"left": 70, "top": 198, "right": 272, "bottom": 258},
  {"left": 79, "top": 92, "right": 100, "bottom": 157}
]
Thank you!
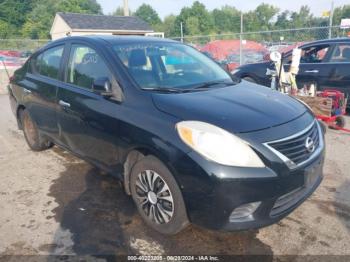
[{"left": 113, "top": 42, "right": 234, "bottom": 90}]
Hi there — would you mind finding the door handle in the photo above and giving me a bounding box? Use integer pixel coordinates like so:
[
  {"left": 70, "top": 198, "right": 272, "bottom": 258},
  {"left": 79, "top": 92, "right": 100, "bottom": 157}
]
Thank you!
[
  {"left": 59, "top": 100, "right": 71, "bottom": 108},
  {"left": 23, "top": 88, "right": 31, "bottom": 94},
  {"left": 305, "top": 70, "right": 319, "bottom": 73}
]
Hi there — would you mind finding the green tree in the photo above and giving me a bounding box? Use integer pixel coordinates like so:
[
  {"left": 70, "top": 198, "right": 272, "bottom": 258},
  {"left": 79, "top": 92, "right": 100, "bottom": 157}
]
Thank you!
[
  {"left": 255, "top": 3, "right": 279, "bottom": 29},
  {"left": 212, "top": 5, "right": 240, "bottom": 33},
  {"left": 0, "top": 0, "right": 37, "bottom": 37},
  {"left": 275, "top": 11, "right": 290, "bottom": 29},
  {"left": 185, "top": 17, "right": 200, "bottom": 36},
  {"left": 290, "top": 6, "right": 314, "bottom": 28},
  {"left": 56, "top": 0, "right": 101, "bottom": 14},
  {"left": 21, "top": 0, "right": 102, "bottom": 39},
  {"left": 175, "top": 1, "right": 214, "bottom": 36},
  {"left": 134, "top": 4, "right": 161, "bottom": 27},
  {"left": 0, "top": 20, "right": 14, "bottom": 38},
  {"left": 161, "top": 15, "right": 176, "bottom": 37},
  {"left": 21, "top": 0, "right": 56, "bottom": 39},
  {"left": 333, "top": 5, "right": 350, "bottom": 26},
  {"left": 111, "top": 6, "right": 132, "bottom": 16},
  {"left": 243, "top": 4, "right": 279, "bottom": 33}
]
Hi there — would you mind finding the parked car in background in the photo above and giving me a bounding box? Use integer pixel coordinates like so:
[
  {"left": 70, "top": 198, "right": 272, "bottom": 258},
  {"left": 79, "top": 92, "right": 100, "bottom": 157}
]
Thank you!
[
  {"left": 200, "top": 40, "right": 268, "bottom": 71},
  {"left": 232, "top": 38, "right": 350, "bottom": 107},
  {"left": 0, "top": 50, "right": 21, "bottom": 57},
  {"left": 20, "top": 51, "right": 33, "bottom": 58},
  {"left": 0, "top": 55, "right": 23, "bottom": 69},
  {"left": 9, "top": 36, "right": 325, "bottom": 234}
]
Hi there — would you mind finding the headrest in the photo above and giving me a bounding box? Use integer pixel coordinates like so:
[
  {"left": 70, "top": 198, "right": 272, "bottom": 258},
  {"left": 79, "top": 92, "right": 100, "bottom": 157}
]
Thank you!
[
  {"left": 128, "top": 49, "right": 147, "bottom": 67},
  {"left": 342, "top": 48, "right": 350, "bottom": 60},
  {"left": 334, "top": 46, "right": 341, "bottom": 57}
]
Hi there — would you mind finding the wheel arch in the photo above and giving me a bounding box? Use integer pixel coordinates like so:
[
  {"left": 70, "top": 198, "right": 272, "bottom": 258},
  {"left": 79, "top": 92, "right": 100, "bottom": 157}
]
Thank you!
[
  {"left": 122, "top": 145, "right": 183, "bottom": 196},
  {"left": 16, "top": 104, "right": 26, "bottom": 130}
]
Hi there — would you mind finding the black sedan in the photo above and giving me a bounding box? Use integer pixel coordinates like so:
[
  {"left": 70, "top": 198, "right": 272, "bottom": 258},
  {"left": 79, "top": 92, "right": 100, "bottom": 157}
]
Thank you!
[
  {"left": 9, "top": 36, "right": 325, "bottom": 234},
  {"left": 232, "top": 38, "right": 350, "bottom": 107}
]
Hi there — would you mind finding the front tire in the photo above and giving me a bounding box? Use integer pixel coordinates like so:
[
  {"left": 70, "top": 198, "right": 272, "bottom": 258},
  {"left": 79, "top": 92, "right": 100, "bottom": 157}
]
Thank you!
[
  {"left": 130, "top": 155, "right": 189, "bottom": 235},
  {"left": 20, "top": 109, "right": 52, "bottom": 151}
]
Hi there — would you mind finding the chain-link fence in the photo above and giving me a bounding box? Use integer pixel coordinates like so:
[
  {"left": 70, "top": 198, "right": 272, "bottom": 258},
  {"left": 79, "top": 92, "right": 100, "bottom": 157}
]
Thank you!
[
  {"left": 0, "top": 25, "right": 349, "bottom": 66},
  {"left": 172, "top": 25, "right": 349, "bottom": 69},
  {"left": 0, "top": 39, "right": 49, "bottom": 53}
]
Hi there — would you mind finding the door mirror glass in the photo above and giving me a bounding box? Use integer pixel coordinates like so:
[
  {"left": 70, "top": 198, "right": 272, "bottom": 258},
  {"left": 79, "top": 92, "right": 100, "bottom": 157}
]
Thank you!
[{"left": 92, "top": 77, "right": 113, "bottom": 96}]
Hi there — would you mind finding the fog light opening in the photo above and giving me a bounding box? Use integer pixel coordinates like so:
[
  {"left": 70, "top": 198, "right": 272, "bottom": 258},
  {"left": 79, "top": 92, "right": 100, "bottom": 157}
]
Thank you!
[{"left": 229, "top": 201, "right": 261, "bottom": 223}]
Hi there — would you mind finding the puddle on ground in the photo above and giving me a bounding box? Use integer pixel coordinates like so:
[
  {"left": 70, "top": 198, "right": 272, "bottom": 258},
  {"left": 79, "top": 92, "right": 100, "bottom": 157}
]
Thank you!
[{"left": 48, "top": 147, "right": 273, "bottom": 257}]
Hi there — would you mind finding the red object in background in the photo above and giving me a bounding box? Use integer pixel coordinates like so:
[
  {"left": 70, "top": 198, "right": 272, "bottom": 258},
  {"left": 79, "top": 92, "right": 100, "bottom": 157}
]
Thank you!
[
  {"left": 0, "top": 50, "right": 21, "bottom": 57},
  {"left": 315, "top": 89, "right": 350, "bottom": 132},
  {"left": 317, "top": 89, "right": 347, "bottom": 116},
  {"left": 200, "top": 40, "right": 268, "bottom": 61},
  {"left": 226, "top": 62, "right": 240, "bottom": 71},
  {"left": 0, "top": 55, "right": 23, "bottom": 68},
  {"left": 200, "top": 40, "right": 268, "bottom": 71}
]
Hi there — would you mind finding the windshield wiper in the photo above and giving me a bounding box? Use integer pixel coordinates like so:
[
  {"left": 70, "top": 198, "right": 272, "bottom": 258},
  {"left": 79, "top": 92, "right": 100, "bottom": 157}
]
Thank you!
[
  {"left": 141, "top": 87, "right": 184, "bottom": 93},
  {"left": 189, "top": 80, "right": 235, "bottom": 90},
  {"left": 141, "top": 80, "right": 238, "bottom": 93}
]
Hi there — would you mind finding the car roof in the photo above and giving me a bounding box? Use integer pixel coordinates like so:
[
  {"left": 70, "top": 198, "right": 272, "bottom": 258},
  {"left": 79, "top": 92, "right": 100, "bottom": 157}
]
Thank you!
[
  {"left": 303, "top": 37, "right": 350, "bottom": 46},
  {"left": 44, "top": 35, "right": 178, "bottom": 49}
]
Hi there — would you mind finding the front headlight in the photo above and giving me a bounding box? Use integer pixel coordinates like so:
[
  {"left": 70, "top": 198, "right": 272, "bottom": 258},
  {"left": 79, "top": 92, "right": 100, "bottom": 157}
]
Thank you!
[{"left": 176, "top": 121, "right": 265, "bottom": 168}]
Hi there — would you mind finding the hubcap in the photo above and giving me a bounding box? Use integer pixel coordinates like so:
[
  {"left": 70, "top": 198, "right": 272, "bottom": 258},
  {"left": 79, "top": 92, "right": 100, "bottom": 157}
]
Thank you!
[
  {"left": 147, "top": 191, "right": 157, "bottom": 204},
  {"left": 135, "top": 170, "right": 174, "bottom": 224}
]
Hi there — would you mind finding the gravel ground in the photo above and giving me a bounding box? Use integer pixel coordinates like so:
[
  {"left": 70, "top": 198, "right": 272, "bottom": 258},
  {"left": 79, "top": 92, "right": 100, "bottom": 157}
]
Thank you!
[{"left": 0, "top": 94, "right": 349, "bottom": 260}]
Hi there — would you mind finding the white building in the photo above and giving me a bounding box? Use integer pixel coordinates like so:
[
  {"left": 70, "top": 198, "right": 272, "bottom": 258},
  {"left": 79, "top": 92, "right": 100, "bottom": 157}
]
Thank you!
[{"left": 50, "top": 12, "right": 159, "bottom": 40}]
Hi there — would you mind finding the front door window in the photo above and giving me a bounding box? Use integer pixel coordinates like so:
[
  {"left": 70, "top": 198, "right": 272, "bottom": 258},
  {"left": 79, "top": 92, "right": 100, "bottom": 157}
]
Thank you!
[{"left": 67, "top": 44, "right": 112, "bottom": 90}]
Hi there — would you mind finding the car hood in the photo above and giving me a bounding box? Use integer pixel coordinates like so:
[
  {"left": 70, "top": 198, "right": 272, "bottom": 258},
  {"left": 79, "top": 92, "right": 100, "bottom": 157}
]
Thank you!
[{"left": 152, "top": 82, "right": 307, "bottom": 133}]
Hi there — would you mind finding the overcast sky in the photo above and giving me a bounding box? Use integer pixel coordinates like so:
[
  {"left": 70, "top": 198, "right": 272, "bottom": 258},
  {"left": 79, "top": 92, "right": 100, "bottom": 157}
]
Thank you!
[{"left": 98, "top": 0, "right": 349, "bottom": 18}]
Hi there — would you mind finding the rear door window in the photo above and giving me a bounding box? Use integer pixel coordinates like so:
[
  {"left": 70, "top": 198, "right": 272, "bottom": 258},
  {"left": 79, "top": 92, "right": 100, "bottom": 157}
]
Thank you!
[{"left": 32, "top": 45, "right": 64, "bottom": 79}]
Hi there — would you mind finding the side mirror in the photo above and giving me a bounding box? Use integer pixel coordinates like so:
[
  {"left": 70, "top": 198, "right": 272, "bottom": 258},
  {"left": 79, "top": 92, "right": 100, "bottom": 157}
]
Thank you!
[{"left": 92, "top": 77, "right": 113, "bottom": 97}]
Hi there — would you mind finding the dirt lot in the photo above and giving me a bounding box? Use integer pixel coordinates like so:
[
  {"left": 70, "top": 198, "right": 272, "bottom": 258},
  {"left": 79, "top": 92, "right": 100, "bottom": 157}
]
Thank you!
[{"left": 0, "top": 94, "right": 349, "bottom": 260}]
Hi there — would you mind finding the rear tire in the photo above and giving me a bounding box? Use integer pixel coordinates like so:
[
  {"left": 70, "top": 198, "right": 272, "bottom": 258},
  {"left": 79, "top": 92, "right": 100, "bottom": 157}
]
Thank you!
[
  {"left": 130, "top": 155, "right": 189, "bottom": 235},
  {"left": 20, "top": 109, "right": 52, "bottom": 151},
  {"left": 243, "top": 76, "right": 256, "bottom": 83}
]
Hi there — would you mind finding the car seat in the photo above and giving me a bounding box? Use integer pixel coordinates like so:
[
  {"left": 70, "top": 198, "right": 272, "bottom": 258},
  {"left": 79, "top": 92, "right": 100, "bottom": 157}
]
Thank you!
[{"left": 128, "top": 49, "right": 156, "bottom": 87}]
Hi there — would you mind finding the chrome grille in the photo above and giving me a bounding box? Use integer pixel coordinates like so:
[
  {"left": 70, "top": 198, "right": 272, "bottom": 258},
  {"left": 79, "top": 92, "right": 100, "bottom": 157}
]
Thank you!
[{"left": 264, "top": 121, "right": 322, "bottom": 169}]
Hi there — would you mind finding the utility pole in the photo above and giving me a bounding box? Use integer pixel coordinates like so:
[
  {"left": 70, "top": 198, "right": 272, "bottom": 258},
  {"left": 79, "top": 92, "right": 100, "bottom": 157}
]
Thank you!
[
  {"left": 124, "top": 0, "right": 129, "bottom": 16},
  {"left": 329, "top": 0, "right": 334, "bottom": 39},
  {"left": 239, "top": 13, "right": 243, "bottom": 65},
  {"left": 180, "top": 22, "right": 184, "bottom": 43}
]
